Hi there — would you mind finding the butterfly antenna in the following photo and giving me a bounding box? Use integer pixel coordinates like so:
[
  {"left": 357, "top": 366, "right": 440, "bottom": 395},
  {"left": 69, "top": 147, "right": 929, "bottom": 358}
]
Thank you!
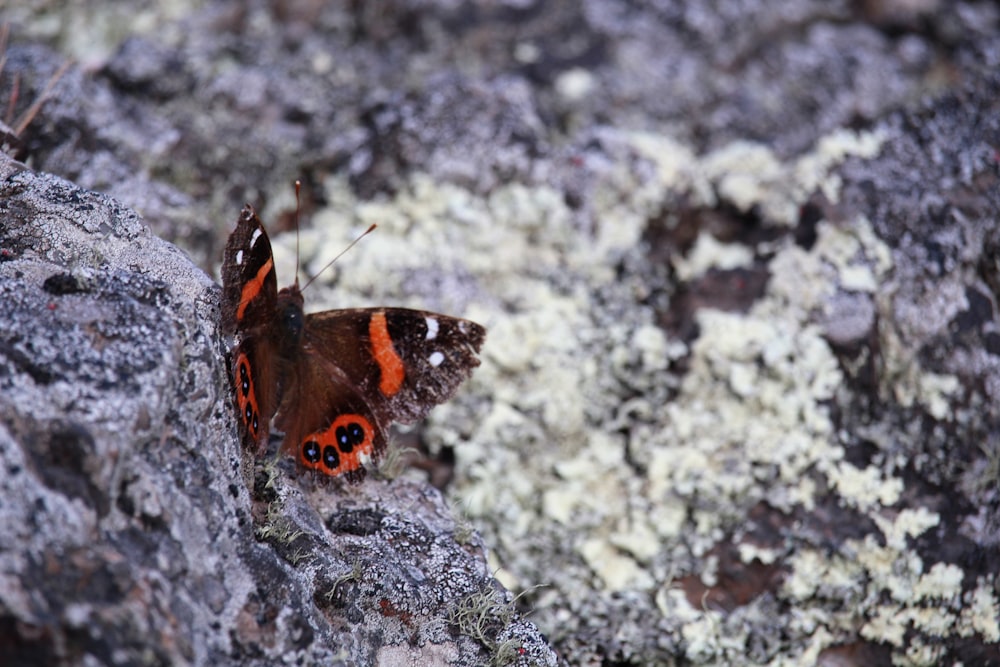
[
  {"left": 293, "top": 180, "right": 302, "bottom": 287},
  {"left": 300, "top": 222, "right": 378, "bottom": 292}
]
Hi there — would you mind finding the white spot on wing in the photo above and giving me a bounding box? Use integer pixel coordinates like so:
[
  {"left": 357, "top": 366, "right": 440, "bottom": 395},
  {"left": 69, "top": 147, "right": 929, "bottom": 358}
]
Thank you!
[
  {"left": 425, "top": 317, "right": 439, "bottom": 341},
  {"left": 235, "top": 249, "right": 244, "bottom": 265},
  {"left": 250, "top": 228, "right": 263, "bottom": 247},
  {"left": 428, "top": 351, "right": 445, "bottom": 367}
]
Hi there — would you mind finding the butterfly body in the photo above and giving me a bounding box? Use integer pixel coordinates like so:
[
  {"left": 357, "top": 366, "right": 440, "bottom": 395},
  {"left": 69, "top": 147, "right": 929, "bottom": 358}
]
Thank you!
[{"left": 221, "top": 205, "right": 485, "bottom": 481}]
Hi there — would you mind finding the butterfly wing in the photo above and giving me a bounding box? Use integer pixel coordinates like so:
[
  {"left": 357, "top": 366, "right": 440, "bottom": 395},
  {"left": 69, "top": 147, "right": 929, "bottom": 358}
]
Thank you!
[
  {"left": 275, "top": 307, "right": 486, "bottom": 478},
  {"left": 229, "top": 337, "right": 280, "bottom": 454},
  {"left": 274, "top": 350, "right": 389, "bottom": 482},
  {"left": 221, "top": 203, "right": 486, "bottom": 479},
  {"left": 221, "top": 205, "right": 278, "bottom": 336},
  {"left": 304, "top": 307, "right": 485, "bottom": 423},
  {"left": 221, "top": 205, "right": 280, "bottom": 454}
]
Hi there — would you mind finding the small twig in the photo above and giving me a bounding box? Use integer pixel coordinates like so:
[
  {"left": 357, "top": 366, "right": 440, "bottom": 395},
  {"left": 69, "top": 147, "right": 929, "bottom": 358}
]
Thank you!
[
  {"left": 0, "top": 23, "right": 9, "bottom": 77},
  {"left": 5, "top": 73, "right": 18, "bottom": 127},
  {"left": 14, "top": 58, "right": 71, "bottom": 136}
]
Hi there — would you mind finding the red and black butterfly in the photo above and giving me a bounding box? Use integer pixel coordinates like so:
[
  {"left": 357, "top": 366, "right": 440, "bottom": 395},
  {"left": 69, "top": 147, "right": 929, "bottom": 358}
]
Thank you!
[{"left": 221, "top": 204, "right": 485, "bottom": 482}]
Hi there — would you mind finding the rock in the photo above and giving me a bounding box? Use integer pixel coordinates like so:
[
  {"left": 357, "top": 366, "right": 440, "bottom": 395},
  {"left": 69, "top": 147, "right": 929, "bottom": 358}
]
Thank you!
[
  {"left": 4, "top": 1, "right": 1000, "bottom": 664},
  {"left": 0, "top": 154, "right": 557, "bottom": 666}
]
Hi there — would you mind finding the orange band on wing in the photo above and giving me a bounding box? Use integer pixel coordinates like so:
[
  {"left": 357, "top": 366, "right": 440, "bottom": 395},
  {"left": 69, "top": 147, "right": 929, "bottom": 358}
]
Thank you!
[
  {"left": 236, "top": 258, "right": 273, "bottom": 321},
  {"left": 369, "top": 311, "right": 404, "bottom": 396}
]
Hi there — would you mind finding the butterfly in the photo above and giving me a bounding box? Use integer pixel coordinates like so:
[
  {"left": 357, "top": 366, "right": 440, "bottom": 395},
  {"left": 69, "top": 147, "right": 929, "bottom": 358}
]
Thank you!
[{"left": 220, "top": 204, "right": 485, "bottom": 482}]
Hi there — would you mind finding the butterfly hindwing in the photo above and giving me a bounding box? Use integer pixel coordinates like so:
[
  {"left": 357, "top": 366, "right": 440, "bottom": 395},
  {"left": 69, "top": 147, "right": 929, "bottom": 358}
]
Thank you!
[
  {"left": 229, "top": 337, "right": 280, "bottom": 455},
  {"left": 274, "top": 350, "right": 390, "bottom": 482}
]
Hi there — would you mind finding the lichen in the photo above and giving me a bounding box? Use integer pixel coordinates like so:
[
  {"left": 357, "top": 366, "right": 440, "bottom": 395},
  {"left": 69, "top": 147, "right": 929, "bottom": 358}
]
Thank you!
[{"left": 262, "top": 118, "right": 990, "bottom": 664}]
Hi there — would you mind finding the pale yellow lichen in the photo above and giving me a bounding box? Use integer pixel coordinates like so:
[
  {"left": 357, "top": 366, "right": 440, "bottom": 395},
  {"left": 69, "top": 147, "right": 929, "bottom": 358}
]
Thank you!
[
  {"left": 826, "top": 462, "right": 904, "bottom": 510},
  {"left": 540, "top": 463, "right": 630, "bottom": 533},
  {"left": 578, "top": 538, "right": 653, "bottom": 591},
  {"left": 766, "top": 244, "right": 835, "bottom": 316},
  {"left": 789, "top": 626, "right": 836, "bottom": 667},
  {"left": 913, "top": 562, "right": 964, "bottom": 601},
  {"left": 608, "top": 514, "right": 661, "bottom": 564},
  {"left": 737, "top": 542, "right": 778, "bottom": 565},
  {"left": 881, "top": 317, "right": 963, "bottom": 423},
  {"left": 853, "top": 533, "right": 923, "bottom": 603},
  {"left": 872, "top": 507, "right": 940, "bottom": 550},
  {"left": 541, "top": 487, "right": 578, "bottom": 525},
  {"left": 554, "top": 67, "right": 596, "bottom": 103},
  {"left": 631, "top": 323, "right": 671, "bottom": 372},
  {"left": 672, "top": 230, "right": 755, "bottom": 281},
  {"left": 281, "top": 126, "right": 973, "bottom": 666},
  {"left": 897, "top": 635, "right": 947, "bottom": 667},
  {"left": 655, "top": 585, "right": 701, "bottom": 623},
  {"left": 626, "top": 131, "right": 701, "bottom": 195},
  {"left": 691, "top": 129, "right": 887, "bottom": 226},
  {"left": 798, "top": 128, "right": 888, "bottom": 206},
  {"left": 839, "top": 263, "right": 879, "bottom": 292},
  {"left": 701, "top": 141, "right": 783, "bottom": 217},
  {"left": 647, "top": 496, "right": 688, "bottom": 540},
  {"left": 681, "top": 612, "right": 725, "bottom": 663},
  {"left": 916, "top": 371, "right": 961, "bottom": 421},
  {"left": 960, "top": 581, "right": 1000, "bottom": 642},
  {"left": 908, "top": 607, "right": 957, "bottom": 639},
  {"left": 487, "top": 551, "right": 520, "bottom": 592},
  {"left": 861, "top": 604, "right": 908, "bottom": 647},
  {"left": 784, "top": 550, "right": 833, "bottom": 601}
]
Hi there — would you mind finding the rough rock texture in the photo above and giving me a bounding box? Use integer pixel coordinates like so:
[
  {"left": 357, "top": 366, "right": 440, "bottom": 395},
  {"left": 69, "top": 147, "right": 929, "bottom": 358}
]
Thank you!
[
  {"left": 0, "top": 157, "right": 556, "bottom": 665},
  {"left": 2, "top": 1, "right": 1000, "bottom": 666}
]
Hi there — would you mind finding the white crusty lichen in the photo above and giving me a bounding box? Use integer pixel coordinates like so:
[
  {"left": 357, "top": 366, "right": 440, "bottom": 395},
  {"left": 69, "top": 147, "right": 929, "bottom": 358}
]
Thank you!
[
  {"left": 632, "top": 128, "right": 888, "bottom": 226},
  {"left": 961, "top": 581, "right": 1000, "bottom": 642},
  {"left": 783, "top": 507, "right": 1000, "bottom": 666},
  {"left": 257, "top": 122, "right": 991, "bottom": 663},
  {"left": 826, "top": 461, "right": 904, "bottom": 510},
  {"left": 672, "top": 231, "right": 755, "bottom": 282}
]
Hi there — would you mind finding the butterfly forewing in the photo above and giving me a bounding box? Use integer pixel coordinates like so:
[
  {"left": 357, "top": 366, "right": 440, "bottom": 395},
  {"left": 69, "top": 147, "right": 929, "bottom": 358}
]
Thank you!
[
  {"left": 221, "top": 206, "right": 281, "bottom": 454},
  {"left": 221, "top": 206, "right": 278, "bottom": 336},
  {"left": 303, "top": 308, "right": 486, "bottom": 424}
]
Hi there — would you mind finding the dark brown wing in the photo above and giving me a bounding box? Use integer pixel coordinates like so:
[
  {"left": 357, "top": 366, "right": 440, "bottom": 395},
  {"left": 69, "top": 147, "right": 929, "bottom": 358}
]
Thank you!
[
  {"left": 274, "top": 350, "right": 390, "bottom": 482},
  {"left": 301, "top": 307, "right": 486, "bottom": 424},
  {"left": 221, "top": 205, "right": 278, "bottom": 337},
  {"left": 221, "top": 205, "right": 281, "bottom": 453},
  {"left": 230, "top": 337, "right": 279, "bottom": 455},
  {"left": 271, "top": 307, "right": 485, "bottom": 480}
]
